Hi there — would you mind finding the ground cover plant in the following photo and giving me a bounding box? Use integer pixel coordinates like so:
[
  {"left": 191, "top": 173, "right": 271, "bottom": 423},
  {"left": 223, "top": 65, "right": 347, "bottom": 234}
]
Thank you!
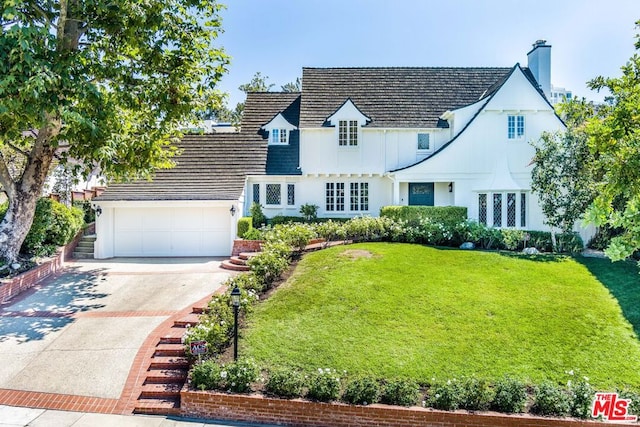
[{"left": 241, "top": 242, "right": 640, "bottom": 390}]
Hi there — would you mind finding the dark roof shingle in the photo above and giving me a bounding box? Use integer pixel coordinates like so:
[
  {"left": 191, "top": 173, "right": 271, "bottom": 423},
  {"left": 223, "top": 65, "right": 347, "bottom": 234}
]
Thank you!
[
  {"left": 241, "top": 92, "right": 300, "bottom": 134},
  {"left": 95, "top": 133, "right": 267, "bottom": 201},
  {"left": 299, "top": 67, "right": 513, "bottom": 128}
]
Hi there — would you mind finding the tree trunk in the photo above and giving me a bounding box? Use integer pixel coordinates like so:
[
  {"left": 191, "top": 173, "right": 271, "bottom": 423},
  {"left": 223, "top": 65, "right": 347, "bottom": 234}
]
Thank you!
[{"left": 0, "top": 120, "right": 59, "bottom": 263}]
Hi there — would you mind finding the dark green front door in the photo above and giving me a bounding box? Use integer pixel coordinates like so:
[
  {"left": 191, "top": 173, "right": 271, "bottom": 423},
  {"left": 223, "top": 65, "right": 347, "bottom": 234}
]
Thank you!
[{"left": 408, "top": 183, "right": 434, "bottom": 206}]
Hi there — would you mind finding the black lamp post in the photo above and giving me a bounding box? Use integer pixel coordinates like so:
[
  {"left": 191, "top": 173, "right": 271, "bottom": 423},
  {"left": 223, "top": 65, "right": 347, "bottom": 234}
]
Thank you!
[{"left": 231, "top": 285, "right": 241, "bottom": 361}]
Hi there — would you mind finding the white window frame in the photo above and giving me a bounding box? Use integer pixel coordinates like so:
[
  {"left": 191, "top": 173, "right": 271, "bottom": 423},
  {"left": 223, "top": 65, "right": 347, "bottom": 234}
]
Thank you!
[
  {"left": 507, "top": 115, "right": 525, "bottom": 140},
  {"left": 479, "top": 191, "right": 527, "bottom": 228},
  {"left": 417, "top": 133, "right": 431, "bottom": 151},
  {"left": 270, "top": 128, "right": 288, "bottom": 145},
  {"left": 325, "top": 182, "right": 345, "bottom": 211},
  {"left": 349, "top": 182, "right": 369, "bottom": 212},
  {"left": 338, "top": 120, "right": 358, "bottom": 147}
]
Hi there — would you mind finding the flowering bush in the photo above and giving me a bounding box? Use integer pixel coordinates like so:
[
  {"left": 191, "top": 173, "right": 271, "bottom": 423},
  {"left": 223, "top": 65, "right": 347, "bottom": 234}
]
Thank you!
[
  {"left": 306, "top": 368, "right": 342, "bottom": 402},
  {"left": 531, "top": 381, "right": 570, "bottom": 416},
  {"left": 225, "top": 358, "right": 260, "bottom": 393},
  {"left": 427, "top": 379, "right": 462, "bottom": 411},
  {"left": 458, "top": 377, "right": 494, "bottom": 411},
  {"left": 568, "top": 376, "right": 593, "bottom": 418},
  {"left": 491, "top": 376, "right": 527, "bottom": 413},
  {"left": 264, "top": 367, "right": 305, "bottom": 399},
  {"left": 342, "top": 376, "right": 380, "bottom": 405},
  {"left": 247, "top": 242, "right": 290, "bottom": 288},
  {"left": 190, "top": 359, "right": 225, "bottom": 391},
  {"left": 380, "top": 379, "right": 421, "bottom": 407},
  {"left": 314, "top": 220, "right": 347, "bottom": 247}
]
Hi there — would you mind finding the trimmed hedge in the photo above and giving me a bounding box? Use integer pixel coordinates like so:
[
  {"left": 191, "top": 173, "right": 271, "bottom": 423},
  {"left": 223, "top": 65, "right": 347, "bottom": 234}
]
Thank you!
[
  {"left": 237, "top": 216, "right": 252, "bottom": 238},
  {"left": 380, "top": 205, "right": 467, "bottom": 227}
]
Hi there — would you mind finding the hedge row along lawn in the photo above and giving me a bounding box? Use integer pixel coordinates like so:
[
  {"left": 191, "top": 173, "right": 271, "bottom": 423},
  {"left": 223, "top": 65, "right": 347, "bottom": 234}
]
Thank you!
[{"left": 241, "top": 243, "right": 640, "bottom": 389}]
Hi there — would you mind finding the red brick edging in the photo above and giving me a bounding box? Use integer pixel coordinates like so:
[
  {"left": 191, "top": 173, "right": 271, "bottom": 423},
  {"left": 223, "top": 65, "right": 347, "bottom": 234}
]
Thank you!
[{"left": 180, "top": 390, "right": 637, "bottom": 427}]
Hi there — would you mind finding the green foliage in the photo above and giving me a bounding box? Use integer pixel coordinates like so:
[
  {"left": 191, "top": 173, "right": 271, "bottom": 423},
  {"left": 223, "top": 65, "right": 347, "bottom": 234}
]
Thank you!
[
  {"left": 269, "top": 215, "right": 306, "bottom": 225},
  {"left": 247, "top": 241, "right": 291, "bottom": 288},
  {"left": 264, "top": 368, "right": 305, "bottom": 399},
  {"left": 583, "top": 22, "right": 640, "bottom": 261},
  {"left": 22, "top": 198, "right": 54, "bottom": 255},
  {"left": 342, "top": 376, "right": 380, "bottom": 405},
  {"left": 250, "top": 203, "right": 267, "bottom": 228},
  {"left": 491, "top": 376, "right": 527, "bottom": 413},
  {"left": 380, "top": 206, "right": 467, "bottom": 227},
  {"left": 568, "top": 376, "right": 594, "bottom": 419},
  {"left": 0, "top": 202, "right": 7, "bottom": 221},
  {"left": 306, "top": 369, "right": 342, "bottom": 402},
  {"left": 73, "top": 200, "right": 96, "bottom": 224},
  {"left": 501, "top": 229, "right": 526, "bottom": 251},
  {"left": 225, "top": 358, "right": 260, "bottom": 393},
  {"left": 263, "top": 223, "right": 316, "bottom": 253},
  {"left": 237, "top": 217, "right": 252, "bottom": 238},
  {"left": 48, "top": 202, "right": 84, "bottom": 246},
  {"left": 380, "top": 379, "right": 421, "bottom": 407},
  {"left": 427, "top": 379, "right": 462, "bottom": 411},
  {"left": 342, "top": 216, "right": 391, "bottom": 242},
  {"left": 190, "top": 359, "right": 225, "bottom": 391},
  {"left": 458, "top": 377, "right": 494, "bottom": 411},
  {"left": 531, "top": 381, "right": 570, "bottom": 416},
  {"left": 299, "top": 203, "right": 319, "bottom": 222},
  {"left": 242, "top": 228, "right": 264, "bottom": 241},
  {"left": 313, "top": 220, "right": 347, "bottom": 245}
]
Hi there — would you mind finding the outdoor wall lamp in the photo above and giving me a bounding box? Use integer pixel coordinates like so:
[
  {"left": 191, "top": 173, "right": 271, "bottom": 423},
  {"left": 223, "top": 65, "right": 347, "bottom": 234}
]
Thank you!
[
  {"left": 231, "top": 285, "right": 241, "bottom": 360},
  {"left": 229, "top": 205, "right": 236, "bottom": 216},
  {"left": 448, "top": 182, "right": 453, "bottom": 193},
  {"left": 95, "top": 205, "right": 102, "bottom": 217}
]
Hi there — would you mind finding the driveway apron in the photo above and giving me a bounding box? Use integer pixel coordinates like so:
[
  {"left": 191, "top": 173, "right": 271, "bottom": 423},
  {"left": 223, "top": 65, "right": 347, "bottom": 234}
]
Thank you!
[{"left": 0, "top": 258, "right": 229, "bottom": 400}]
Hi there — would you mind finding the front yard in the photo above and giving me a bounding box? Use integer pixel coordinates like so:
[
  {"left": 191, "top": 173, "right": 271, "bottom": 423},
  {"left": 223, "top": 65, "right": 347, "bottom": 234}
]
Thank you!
[{"left": 241, "top": 243, "right": 640, "bottom": 389}]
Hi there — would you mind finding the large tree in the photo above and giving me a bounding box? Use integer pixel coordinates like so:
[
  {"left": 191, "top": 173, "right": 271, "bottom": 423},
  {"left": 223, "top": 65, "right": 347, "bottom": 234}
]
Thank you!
[
  {"left": 584, "top": 20, "right": 640, "bottom": 261},
  {"left": 0, "top": 1, "right": 228, "bottom": 262}
]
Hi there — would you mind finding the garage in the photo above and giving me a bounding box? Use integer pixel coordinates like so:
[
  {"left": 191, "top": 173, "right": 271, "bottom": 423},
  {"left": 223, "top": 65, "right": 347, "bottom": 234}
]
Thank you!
[{"left": 112, "top": 206, "right": 231, "bottom": 257}]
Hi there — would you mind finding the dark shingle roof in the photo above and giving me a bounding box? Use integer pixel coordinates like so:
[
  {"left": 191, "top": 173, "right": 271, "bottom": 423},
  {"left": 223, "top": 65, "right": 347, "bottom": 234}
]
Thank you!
[
  {"left": 95, "top": 133, "right": 267, "bottom": 201},
  {"left": 241, "top": 92, "right": 300, "bottom": 134},
  {"left": 299, "top": 67, "right": 513, "bottom": 128}
]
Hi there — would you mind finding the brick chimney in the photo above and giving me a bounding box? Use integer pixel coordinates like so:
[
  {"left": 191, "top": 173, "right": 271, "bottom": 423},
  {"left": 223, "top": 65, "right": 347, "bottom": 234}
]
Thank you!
[{"left": 527, "top": 40, "right": 551, "bottom": 98}]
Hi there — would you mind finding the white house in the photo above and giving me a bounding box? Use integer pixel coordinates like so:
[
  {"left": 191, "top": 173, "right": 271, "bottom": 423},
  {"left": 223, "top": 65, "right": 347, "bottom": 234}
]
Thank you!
[{"left": 92, "top": 40, "right": 588, "bottom": 259}]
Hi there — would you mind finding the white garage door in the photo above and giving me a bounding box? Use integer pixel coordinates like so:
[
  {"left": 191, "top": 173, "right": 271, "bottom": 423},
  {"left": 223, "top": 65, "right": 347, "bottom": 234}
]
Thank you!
[{"left": 113, "top": 207, "right": 230, "bottom": 256}]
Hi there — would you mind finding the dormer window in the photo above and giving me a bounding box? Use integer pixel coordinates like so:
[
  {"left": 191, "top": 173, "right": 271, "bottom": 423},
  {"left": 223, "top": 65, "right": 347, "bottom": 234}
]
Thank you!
[
  {"left": 338, "top": 120, "right": 358, "bottom": 146},
  {"left": 417, "top": 133, "right": 430, "bottom": 151},
  {"left": 271, "top": 128, "right": 288, "bottom": 144}
]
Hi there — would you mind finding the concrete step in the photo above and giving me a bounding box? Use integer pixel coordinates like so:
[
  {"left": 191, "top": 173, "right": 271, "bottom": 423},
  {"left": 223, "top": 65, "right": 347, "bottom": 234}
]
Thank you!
[
  {"left": 174, "top": 313, "right": 200, "bottom": 328},
  {"left": 133, "top": 398, "right": 181, "bottom": 415},
  {"left": 76, "top": 241, "right": 95, "bottom": 249},
  {"left": 220, "top": 260, "right": 250, "bottom": 272},
  {"left": 72, "top": 252, "right": 94, "bottom": 260},
  {"left": 154, "top": 343, "right": 186, "bottom": 357},
  {"left": 229, "top": 256, "right": 247, "bottom": 266},
  {"left": 149, "top": 356, "right": 189, "bottom": 370},
  {"left": 145, "top": 368, "right": 188, "bottom": 384},
  {"left": 139, "top": 383, "right": 182, "bottom": 399},
  {"left": 83, "top": 234, "right": 97, "bottom": 240}
]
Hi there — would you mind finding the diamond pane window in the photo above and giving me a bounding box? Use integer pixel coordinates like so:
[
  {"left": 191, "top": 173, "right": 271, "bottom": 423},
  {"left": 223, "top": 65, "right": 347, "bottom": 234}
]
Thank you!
[
  {"left": 479, "top": 194, "right": 487, "bottom": 225},
  {"left": 418, "top": 133, "right": 430, "bottom": 150},
  {"left": 266, "top": 184, "right": 281, "bottom": 205},
  {"left": 252, "top": 184, "right": 260, "bottom": 204},
  {"left": 493, "top": 193, "right": 502, "bottom": 227},
  {"left": 507, "top": 193, "right": 516, "bottom": 227},
  {"left": 287, "top": 184, "right": 295, "bottom": 206},
  {"left": 520, "top": 192, "right": 527, "bottom": 227}
]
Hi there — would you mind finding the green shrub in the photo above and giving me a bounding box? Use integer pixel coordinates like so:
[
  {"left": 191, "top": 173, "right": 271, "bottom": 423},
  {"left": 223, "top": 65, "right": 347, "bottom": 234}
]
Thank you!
[
  {"left": 265, "top": 368, "right": 305, "bottom": 399},
  {"left": 380, "top": 206, "right": 467, "bottom": 227},
  {"left": 237, "top": 216, "right": 252, "bottom": 238},
  {"left": 190, "top": 359, "right": 225, "bottom": 390},
  {"left": 458, "top": 377, "right": 494, "bottom": 411},
  {"left": 300, "top": 203, "right": 319, "bottom": 222},
  {"left": 343, "top": 216, "right": 391, "bottom": 242},
  {"left": 491, "top": 376, "right": 527, "bottom": 413},
  {"left": 269, "top": 215, "right": 306, "bottom": 225},
  {"left": 526, "top": 231, "right": 553, "bottom": 252},
  {"left": 314, "top": 220, "right": 347, "bottom": 245},
  {"left": 22, "top": 198, "right": 54, "bottom": 255},
  {"left": 531, "top": 381, "right": 570, "bottom": 416},
  {"left": 306, "top": 369, "right": 342, "bottom": 402},
  {"left": 568, "top": 377, "right": 594, "bottom": 419},
  {"left": 243, "top": 228, "right": 264, "bottom": 240},
  {"left": 618, "top": 388, "right": 640, "bottom": 417},
  {"left": 556, "top": 232, "right": 584, "bottom": 253},
  {"left": 250, "top": 202, "right": 267, "bottom": 228},
  {"left": 48, "top": 202, "right": 84, "bottom": 246},
  {"left": 247, "top": 241, "right": 291, "bottom": 287},
  {"left": 501, "top": 229, "right": 526, "bottom": 251},
  {"left": 427, "top": 379, "right": 462, "bottom": 411},
  {"left": 224, "top": 358, "right": 260, "bottom": 393},
  {"left": 380, "top": 379, "right": 421, "bottom": 407},
  {"left": 264, "top": 223, "right": 316, "bottom": 253},
  {"left": 342, "top": 376, "right": 380, "bottom": 405},
  {"left": 73, "top": 200, "right": 95, "bottom": 224}
]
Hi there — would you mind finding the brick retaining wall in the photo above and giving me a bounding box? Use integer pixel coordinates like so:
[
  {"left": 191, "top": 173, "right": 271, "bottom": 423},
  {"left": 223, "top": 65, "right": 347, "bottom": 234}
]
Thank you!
[
  {"left": 0, "top": 223, "right": 95, "bottom": 304},
  {"left": 181, "top": 390, "right": 636, "bottom": 427}
]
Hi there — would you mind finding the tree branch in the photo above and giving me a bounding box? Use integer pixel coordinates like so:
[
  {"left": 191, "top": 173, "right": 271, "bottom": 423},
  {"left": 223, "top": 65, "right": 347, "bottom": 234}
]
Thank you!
[
  {"left": 0, "top": 153, "right": 15, "bottom": 199},
  {"left": 6, "top": 142, "right": 30, "bottom": 158},
  {"left": 29, "top": 1, "right": 57, "bottom": 31}
]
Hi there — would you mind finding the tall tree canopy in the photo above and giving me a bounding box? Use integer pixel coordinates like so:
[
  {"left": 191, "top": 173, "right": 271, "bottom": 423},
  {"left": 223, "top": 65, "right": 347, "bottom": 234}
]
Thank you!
[
  {"left": 0, "top": 0, "right": 229, "bottom": 262},
  {"left": 584, "top": 20, "right": 640, "bottom": 261}
]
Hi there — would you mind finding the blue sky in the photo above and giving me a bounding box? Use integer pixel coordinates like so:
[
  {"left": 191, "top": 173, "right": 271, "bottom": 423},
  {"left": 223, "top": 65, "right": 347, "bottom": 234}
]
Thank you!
[{"left": 215, "top": 0, "right": 639, "bottom": 107}]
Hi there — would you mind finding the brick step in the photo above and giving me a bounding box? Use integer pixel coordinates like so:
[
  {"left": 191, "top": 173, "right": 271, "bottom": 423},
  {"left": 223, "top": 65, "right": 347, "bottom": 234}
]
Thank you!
[
  {"left": 154, "top": 343, "right": 186, "bottom": 357},
  {"left": 229, "top": 256, "right": 248, "bottom": 266},
  {"left": 145, "top": 368, "right": 188, "bottom": 384},
  {"left": 149, "top": 356, "right": 189, "bottom": 370},
  {"left": 174, "top": 313, "right": 200, "bottom": 328},
  {"left": 238, "top": 251, "right": 260, "bottom": 260},
  {"left": 139, "top": 383, "right": 182, "bottom": 399},
  {"left": 192, "top": 305, "right": 208, "bottom": 315},
  {"left": 220, "top": 260, "right": 250, "bottom": 272},
  {"left": 133, "top": 398, "right": 181, "bottom": 416},
  {"left": 159, "top": 328, "right": 186, "bottom": 345}
]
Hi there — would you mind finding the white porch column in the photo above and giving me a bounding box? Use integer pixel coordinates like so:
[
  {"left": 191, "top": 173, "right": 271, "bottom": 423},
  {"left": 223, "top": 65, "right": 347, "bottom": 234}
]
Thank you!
[{"left": 392, "top": 179, "right": 400, "bottom": 205}]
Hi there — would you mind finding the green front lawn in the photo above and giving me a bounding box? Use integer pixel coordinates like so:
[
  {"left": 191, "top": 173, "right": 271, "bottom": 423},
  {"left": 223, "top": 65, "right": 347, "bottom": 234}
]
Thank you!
[{"left": 241, "top": 243, "right": 640, "bottom": 389}]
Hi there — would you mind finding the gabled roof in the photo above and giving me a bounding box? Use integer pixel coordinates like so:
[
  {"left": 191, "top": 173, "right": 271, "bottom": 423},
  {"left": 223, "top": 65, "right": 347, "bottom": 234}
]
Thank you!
[
  {"left": 242, "top": 92, "right": 300, "bottom": 134},
  {"left": 95, "top": 134, "right": 267, "bottom": 201},
  {"left": 299, "top": 67, "right": 513, "bottom": 128}
]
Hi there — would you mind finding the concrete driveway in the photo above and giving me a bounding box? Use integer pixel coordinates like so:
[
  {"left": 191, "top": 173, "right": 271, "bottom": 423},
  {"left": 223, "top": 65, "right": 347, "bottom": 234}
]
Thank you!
[{"left": 0, "top": 258, "right": 230, "bottom": 400}]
